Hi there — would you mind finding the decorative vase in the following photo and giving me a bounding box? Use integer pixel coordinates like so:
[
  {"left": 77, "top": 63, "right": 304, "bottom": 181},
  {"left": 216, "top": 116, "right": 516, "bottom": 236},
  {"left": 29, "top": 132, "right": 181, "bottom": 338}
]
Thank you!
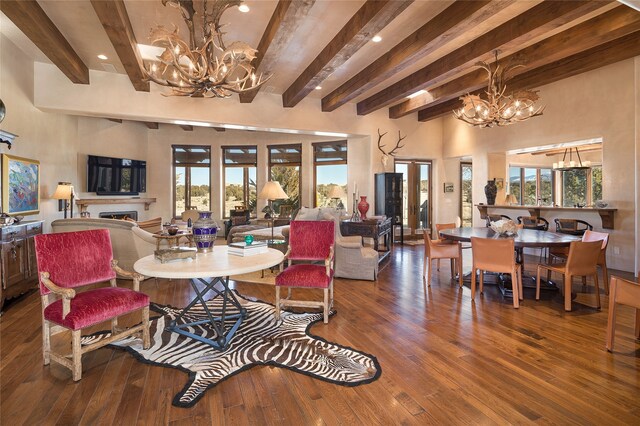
[
  {"left": 484, "top": 179, "right": 497, "bottom": 206},
  {"left": 357, "top": 196, "right": 370, "bottom": 220},
  {"left": 192, "top": 211, "right": 218, "bottom": 253}
]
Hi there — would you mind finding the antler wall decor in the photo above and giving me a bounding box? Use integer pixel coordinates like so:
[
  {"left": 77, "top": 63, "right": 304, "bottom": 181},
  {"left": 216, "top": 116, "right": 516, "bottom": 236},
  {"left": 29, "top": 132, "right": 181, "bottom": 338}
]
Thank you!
[{"left": 377, "top": 128, "right": 406, "bottom": 169}]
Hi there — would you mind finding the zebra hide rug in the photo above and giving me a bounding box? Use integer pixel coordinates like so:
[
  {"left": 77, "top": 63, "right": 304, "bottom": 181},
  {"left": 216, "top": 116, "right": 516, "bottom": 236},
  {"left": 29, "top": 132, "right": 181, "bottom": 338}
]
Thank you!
[{"left": 83, "top": 292, "right": 381, "bottom": 408}]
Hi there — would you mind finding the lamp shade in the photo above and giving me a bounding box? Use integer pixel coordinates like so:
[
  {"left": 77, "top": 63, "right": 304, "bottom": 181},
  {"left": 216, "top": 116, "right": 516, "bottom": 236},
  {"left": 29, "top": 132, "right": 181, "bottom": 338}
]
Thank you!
[
  {"left": 327, "top": 185, "right": 346, "bottom": 199},
  {"left": 258, "top": 181, "right": 289, "bottom": 200},
  {"left": 504, "top": 194, "right": 517, "bottom": 205},
  {"left": 52, "top": 182, "right": 73, "bottom": 200}
]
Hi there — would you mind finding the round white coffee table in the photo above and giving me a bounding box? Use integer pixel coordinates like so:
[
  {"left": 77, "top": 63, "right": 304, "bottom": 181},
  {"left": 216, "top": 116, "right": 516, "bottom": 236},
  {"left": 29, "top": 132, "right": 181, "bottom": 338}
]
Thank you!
[{"left": 134, "top": 245, "right": 284, "bottom": 350}]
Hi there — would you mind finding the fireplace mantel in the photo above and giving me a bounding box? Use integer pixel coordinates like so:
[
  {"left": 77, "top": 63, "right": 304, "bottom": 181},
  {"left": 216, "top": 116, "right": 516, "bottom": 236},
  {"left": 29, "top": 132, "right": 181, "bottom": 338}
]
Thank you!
[{"left": 76, "top": 197, "right": 157, "bottom": 213}]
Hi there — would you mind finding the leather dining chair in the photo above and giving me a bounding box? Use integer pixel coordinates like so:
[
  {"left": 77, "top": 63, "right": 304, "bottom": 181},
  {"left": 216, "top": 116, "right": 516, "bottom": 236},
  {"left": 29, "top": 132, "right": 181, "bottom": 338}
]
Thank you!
[
  {"left": 434, "top": 222, "right": 457, "bottom": 269},
  {"left": 517, "top": 216, "right": 549, "bottom": 231},
  {"left": 606, "top": 273, "right": 640, "bottom": 352},
  {"left": 555, "top": 218, "right": 593, "bottom": 236},
  {"left": 536, "top": 240, "right": 602, "bottom": 311},
  {"left": 470, "top": 237, "right": 522, "bottom": 308},
  {"left": 423, "top": 230, "right": 462, "bottom": 288}
]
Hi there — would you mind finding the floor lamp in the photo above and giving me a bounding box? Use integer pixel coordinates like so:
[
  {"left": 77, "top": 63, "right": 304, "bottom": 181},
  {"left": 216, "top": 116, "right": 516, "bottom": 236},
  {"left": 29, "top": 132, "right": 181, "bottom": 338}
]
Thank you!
[
  {"left": 52, "top": 182, "right": 74, "bottom": 218},
  {"left": 258, "top": 181, "right": 289, "bottom": 240}
]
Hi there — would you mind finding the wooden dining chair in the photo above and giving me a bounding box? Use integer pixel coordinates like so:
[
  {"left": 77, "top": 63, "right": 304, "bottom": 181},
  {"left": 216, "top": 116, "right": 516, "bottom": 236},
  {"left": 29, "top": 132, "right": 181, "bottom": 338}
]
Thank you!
[
  {"left": 536, "top": 240, "right": 602, "bottom": 311},
  {"left": 606, "top": 273, "right": 640, "bottom": 352},
  {"left": 485, "top": 214, "right": 511, "bottom": 227},
  {"left": 423, "top": 230, "right": 462, "bottom": 288},
  {"left": 434, "top": 222, "right": 456, "bottom": 269},
  {"left": 470, "top": 237, "right": 522, "bottom": 308}
]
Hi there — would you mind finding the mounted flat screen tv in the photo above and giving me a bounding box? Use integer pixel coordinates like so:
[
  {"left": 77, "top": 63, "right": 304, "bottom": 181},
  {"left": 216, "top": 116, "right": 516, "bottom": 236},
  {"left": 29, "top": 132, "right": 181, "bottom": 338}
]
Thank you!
[{"left": 87, "top": 155, "right": 146, "bottom": 195}]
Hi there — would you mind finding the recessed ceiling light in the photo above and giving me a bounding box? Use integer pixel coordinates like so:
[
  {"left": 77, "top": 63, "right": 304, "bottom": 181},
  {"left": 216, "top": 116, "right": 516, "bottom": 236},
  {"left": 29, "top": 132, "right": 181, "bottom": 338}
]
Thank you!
[
  {"left": 97, "top": 54, "right": 108, "bottom": 60},
  {"left": 315, "top": 86, "right": 322, "bottom": 90},
  {"left": 372, "top": 35, "right": 382, "bottom": 43},
  {"left": 238, "top": 4, "right": 250, "bottom": 12},
  {"left": 407, "top": 90, "right": 427, "bottom": 99}
]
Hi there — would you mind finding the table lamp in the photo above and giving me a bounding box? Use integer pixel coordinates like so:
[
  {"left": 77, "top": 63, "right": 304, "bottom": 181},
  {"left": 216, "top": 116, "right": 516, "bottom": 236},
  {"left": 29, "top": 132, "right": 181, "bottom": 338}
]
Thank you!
[
  {"left": 258, "top": 181, "right": 289, "bottom": 239},
  {"left": 52, "top": 182, "right": 75, "bottom": 218},
  {"left": 327, "top": 184, "right": 346, "bottom": 211},
  {"left": 504, "top": 194, "right": 517, "bottom": 205}
]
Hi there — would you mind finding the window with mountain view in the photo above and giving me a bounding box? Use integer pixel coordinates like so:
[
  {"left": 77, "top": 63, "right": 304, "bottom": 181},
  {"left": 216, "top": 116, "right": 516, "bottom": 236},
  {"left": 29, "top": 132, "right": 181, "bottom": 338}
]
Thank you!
[
  {"left": 313, "top": 141, "right": 347, "bottom": 207},
  {"left": 269, "top": 144, "right": 301, "bottom": 213},
  {"left": 508, "top": 166, "right": 553, "bottom": 206},
  {"left": 172, "top": 145, "right": 211, "bottom": 218},
  {"left": 223, "top": 146, "right": 257, "bottom": 217},
  {"left": 561, "top": 165, "right": 602, "bottom": 207}
]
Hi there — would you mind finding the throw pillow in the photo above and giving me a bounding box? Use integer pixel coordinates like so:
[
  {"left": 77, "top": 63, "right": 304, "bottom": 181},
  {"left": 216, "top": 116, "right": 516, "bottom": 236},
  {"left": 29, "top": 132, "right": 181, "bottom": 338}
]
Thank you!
[{"left": 295, "top": 207, "right": 319, "bottom": 221}]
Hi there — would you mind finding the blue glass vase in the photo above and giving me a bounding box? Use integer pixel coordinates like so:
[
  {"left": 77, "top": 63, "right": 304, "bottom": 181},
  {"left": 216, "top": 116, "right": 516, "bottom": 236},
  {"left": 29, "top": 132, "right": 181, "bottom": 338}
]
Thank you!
[{"left": 192, "top": 211, "right": 218, "bottom": 253}]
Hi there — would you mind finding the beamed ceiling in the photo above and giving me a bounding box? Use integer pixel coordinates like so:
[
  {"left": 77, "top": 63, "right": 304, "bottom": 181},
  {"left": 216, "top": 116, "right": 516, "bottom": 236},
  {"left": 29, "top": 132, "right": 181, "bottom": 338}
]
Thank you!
[{"left": 1, "top": 0, "right": 640, "bottom": 125}]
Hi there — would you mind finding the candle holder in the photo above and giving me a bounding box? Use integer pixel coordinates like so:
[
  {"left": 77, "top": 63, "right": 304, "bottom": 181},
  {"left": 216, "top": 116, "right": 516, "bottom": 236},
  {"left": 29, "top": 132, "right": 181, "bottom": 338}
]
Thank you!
[{"left": 350, "top": 192, "right": 361, "bottom": 222}]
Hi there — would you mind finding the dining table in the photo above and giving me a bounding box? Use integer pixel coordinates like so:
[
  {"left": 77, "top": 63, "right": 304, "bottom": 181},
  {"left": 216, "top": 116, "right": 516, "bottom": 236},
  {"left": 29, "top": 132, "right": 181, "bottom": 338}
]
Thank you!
[
  {"left": 134, "top": 245, "right": 284, "bottom": 350},
  {"left": 439, "top": 227, "right": 581, "bottom": 296}
]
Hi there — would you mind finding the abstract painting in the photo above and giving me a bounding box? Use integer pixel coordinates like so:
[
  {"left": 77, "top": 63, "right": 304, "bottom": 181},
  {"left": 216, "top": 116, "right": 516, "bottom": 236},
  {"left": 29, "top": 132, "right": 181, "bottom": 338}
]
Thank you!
[{"left": 2, "top": 154, "right": 40, "bottom": 215}]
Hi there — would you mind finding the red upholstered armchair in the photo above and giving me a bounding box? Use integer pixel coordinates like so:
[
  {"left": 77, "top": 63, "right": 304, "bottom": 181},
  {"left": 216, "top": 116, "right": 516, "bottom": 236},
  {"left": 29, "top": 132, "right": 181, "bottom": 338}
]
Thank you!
[
  {"left": 275, "top": 220, "right": 335, "bottom": 323},
  {"left": 34, "top": 229, "right": 150, "bottom": 381}
]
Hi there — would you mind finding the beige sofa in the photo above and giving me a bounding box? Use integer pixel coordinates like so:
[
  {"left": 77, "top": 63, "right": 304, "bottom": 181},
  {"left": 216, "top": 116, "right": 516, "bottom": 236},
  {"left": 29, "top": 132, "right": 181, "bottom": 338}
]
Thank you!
[{"left": 50, "top": 218, "right": 162, "bottom": 273}]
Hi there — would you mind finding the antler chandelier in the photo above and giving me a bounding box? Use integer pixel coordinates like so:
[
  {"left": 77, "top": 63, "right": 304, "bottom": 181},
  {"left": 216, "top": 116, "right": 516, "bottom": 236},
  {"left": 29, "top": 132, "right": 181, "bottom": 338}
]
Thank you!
[
  {"left": 454, "top": 51, "right": 544, "bottom": 128},
  {"left": 143, "top": 0, "right": 270, "bottom": 98}
]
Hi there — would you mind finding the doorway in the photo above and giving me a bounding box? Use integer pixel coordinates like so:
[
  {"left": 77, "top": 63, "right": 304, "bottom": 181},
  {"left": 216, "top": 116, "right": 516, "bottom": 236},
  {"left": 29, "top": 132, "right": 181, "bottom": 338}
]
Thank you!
[
  {"left": 394, "top": 160, "right": 432, "bottom": 240},
  {"left": 460, "top": 162, "right": 473, "bottom": 227}
]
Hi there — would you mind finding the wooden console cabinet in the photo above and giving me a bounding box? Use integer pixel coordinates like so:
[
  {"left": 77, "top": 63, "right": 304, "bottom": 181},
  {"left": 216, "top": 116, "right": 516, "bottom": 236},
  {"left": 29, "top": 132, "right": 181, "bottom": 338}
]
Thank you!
[{"left": 0, "top": 220, "right": 43, "bottom": 312}]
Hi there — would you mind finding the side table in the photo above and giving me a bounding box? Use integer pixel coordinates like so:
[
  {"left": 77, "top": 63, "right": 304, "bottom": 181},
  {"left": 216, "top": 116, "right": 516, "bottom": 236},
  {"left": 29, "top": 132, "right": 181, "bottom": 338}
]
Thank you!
[{"left": 340, "top": 217, "right": 392, "bottom": 262}]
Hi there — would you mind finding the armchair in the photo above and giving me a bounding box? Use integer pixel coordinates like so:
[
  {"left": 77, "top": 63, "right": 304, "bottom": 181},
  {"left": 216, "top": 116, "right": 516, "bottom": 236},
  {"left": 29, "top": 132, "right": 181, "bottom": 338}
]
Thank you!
[
  {"left": 275, "top": 221, "right": 335, "bottom": 323},
  {"left": 34, "top": 229, "right": 150, "bottom": 381}
]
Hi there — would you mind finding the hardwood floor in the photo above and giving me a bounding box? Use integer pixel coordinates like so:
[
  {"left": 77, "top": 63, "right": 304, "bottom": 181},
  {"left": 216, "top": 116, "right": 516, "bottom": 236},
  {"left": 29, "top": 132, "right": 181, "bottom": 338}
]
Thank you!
[{"left": 1, "top": 245, "right": 639, "bottom": 425}]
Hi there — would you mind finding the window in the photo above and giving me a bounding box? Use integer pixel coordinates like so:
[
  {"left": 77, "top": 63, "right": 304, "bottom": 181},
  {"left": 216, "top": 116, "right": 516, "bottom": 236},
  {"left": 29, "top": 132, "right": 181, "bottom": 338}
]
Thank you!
[
  {"left": 561, "top": 165, "right": 602, "bottom": 207},
  {"left": 269, "top": 144, "right": 301, "bottom": 212},
  {"left": 313, "top": 141, "right": 347, "bottom": 207},
  {"left": 222, "top": 146, "right": 257, "bottom": 217},
  {"left": 172, "top": 145, "right": 211, "bottom": 218},
  {"left": 460, "top": 162, "right": 472, "bottom": 227},
  {"left": 508, "top": 166, "right": 554, "bottom": 206}
]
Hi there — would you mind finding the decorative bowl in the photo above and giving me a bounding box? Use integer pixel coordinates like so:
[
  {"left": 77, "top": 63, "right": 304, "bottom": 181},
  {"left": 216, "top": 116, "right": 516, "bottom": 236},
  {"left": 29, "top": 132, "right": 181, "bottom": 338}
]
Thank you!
[
  {"left": 489, "top": 219, "right": 518, "bottom": 236},
  {"left": 594, "top": 200, "right": 608, "bottom": 209},
  {"left": 167, "top": 226, "right": 179, "bottom": 235}
]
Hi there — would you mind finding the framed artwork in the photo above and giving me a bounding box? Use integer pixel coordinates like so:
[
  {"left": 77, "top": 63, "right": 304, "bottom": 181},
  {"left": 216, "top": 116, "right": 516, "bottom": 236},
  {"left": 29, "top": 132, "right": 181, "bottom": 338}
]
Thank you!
[
  {"left": 495, "top": 178, "right": 504, "bottom": 189},
  {"left": 1, "top": 154, "right": 40, "bottom": 215},
  {"left": 443, "top": 182, "right": 454, "bottom": 193}
]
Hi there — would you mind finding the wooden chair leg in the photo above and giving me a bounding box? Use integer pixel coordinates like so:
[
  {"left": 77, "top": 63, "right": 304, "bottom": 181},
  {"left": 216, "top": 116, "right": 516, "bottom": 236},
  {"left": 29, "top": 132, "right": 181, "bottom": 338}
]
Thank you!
[
  {"left": 547, "top": 268, "right": 552, "bottom": 283},
  {"left": 564, "top": 274, "right": 572, "bottom": 312},
  {"left": 536, "top": 265, "right": 542, "bottom": 301},
  {"left": 423, "top": 250, "right": 428, "bottom": 277},
  {"left": 323, "top": 288, "right": 329, "bottom": 324},
  {"left": 479, "top": 270, "right": 484, "bottom": 294},
  {"left": 111, "top": 318, "right": 119, "bottom": 334},
  {"left": 275, "top": 286, "right": 281, "bottom": 321},
  {"left": 602, "top": 262, "right": 609, "bottom": 295},
  {"left": 72, "top": 330, "right": 82, "bottom": 381},
  {"left": 329, "top": 280, "right": 334, "bottom": 309},
  {"left": 457, "top": 256, "right": 463, "bottom": 288},
  {"left": 606, "top": 279, "right": 617, "bottom": 351},
  {"left": 593, "top": 273, "right": 601, "bottom": 310},
  {"left": 42, "top": 319, "right": 51, "bottom": 366},
  {"left": 142, "top": 306, "right": 150, "bottom": 349},
  {"left": 437, "top": 259, "right": 441, "bottom": 271},
  {"left": 426, "top": 259, "right": 432, "bottom": 287},
  {"left": 471, "top": 267, "right": 477, "bottom": 299},
  {"left": 517, "top": 265, "right": 523, "bottom": 301},
  {"left": 450, "top": 258, "right": 454, "bottom": 278},
  {"left": 511, "top": 267, "right": 520, "bottom": 309}
]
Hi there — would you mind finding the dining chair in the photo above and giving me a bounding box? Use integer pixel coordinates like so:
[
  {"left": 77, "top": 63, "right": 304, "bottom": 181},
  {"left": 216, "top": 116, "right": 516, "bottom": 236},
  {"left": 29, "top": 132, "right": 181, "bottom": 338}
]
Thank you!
[
  {"left": 517, "top": 216, "right": 549, "bottom": 231},
  {"left": 434, "top": 222, "right": 457, "bottom": 269},
  {"left": 555, "top": 218, "right": 593, "bottom": 236},
  {"left": 34, "top": 229, "right": 150, "bottom": 381},
  {"left": 423, "top": 230, "right": 462, "bottom": 288},
  {"left": 470, "top": 237, "right": 522, "bottom": 308},
  {"left": 275, "top": 220, "right": 335, "bottom": 323},
  {"left": 536, "top": 240, "right": 602, "bottom": 311},
  {"left": 606, "top": 273, "right": 640, "bottom": 352}
]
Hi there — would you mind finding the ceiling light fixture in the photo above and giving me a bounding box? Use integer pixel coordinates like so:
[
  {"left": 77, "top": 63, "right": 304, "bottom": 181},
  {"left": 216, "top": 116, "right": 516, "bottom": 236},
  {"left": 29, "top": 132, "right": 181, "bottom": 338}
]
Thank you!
[
  {"left": 553, "top": 147, "right": 591, "bottom": 171},
  {"left": 315, "top": 86, "right": 322, "bottom": 90},
  {"left": 454, "top": 51, "right": 544, "bottom": 128},
  {"left": 372, "top": 35, "right": 382, "bottom": 43},
  {"left": 238, "top": 4, "right": 249, "bottom": 12},
  {"left": 143, "top": 0, "right": 270, "bottom": 98},
  {"left": 97, "top": 54, "right": 108, "bottom": 60}
]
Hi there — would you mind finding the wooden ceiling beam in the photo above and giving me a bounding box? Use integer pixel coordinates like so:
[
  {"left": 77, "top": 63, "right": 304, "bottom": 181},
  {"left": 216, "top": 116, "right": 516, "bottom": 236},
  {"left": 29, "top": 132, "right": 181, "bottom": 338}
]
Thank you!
[
  {"left": 180, "top": 125, "right": 194, "bottom": 131},
  {"left": 0, "top": 0, "right": 89, "bottom": 84},
  {"left": 282, "top": 0, "right": 413, "bottom": 108},
  {"left": 529, "top": 145, "right": 602, "bottom": 156},
  {"left": 417, "top": 30, "right": 640, "bottom": 122},
  {"left": 107, "top": 118, "right": 122, "bottom": 123},
  {"left": 393, "top": 4, "right": 640, "bottom": 119},
  {"left": 357, "top": 1, "right": 612, "bottom": 116},
  {"left": 320, "top": 0, "right": 512, "bottom": 112},
  {"left": 91, "top": 0, "right": 150, "bottom": 92},
  {"left": 144, "top": 122, "right": 159, "bottom": 130},
  {"left": 239, "top": 0, "right": 316, "bottom": 103},
  {"left": 213, "top": 127, "right": 226, "bottom": 132}
]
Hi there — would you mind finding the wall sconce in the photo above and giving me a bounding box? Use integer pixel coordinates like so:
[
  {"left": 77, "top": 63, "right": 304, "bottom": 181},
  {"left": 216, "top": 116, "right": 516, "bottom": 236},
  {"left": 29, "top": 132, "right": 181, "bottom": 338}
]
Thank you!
[{"left": 51, "top": 182, "right": 75, "bottom": 218}]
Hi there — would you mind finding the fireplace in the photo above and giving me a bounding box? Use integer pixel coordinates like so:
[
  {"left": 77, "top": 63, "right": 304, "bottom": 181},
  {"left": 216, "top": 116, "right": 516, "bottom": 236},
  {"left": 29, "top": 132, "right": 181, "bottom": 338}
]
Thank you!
[{"left": 99, "top": 211, "right": 138, "bottom": 221}]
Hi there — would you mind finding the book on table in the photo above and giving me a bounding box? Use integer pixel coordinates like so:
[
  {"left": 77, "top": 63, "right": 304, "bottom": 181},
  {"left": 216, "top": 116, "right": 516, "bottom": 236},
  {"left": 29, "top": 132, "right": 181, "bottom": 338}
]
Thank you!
[{"left": 228, "top": 241, "right": 268, "bottom": 256}]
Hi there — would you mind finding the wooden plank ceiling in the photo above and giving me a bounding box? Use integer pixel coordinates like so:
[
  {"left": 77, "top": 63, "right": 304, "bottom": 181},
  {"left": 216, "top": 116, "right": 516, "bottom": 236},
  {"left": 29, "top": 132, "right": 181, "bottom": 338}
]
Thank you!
[{"left": 3, "top": 0, "right": 640, "bottom": 125}]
